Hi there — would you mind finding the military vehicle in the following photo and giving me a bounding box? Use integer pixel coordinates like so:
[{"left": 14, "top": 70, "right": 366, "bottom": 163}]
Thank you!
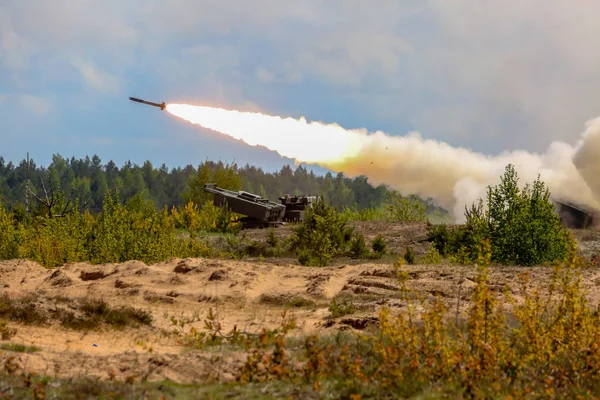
[
  {"left": 204, "top": 183, "right": 317, "bottom": 229},
  {"left": 279, "top": 194, "right": 319, "bottom": 222},
  {"left": 554, "top": 200, "right": 596, "bottom": 229}
]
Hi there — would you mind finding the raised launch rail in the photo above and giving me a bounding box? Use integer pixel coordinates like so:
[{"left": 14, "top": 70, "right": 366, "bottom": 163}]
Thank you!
[{"left": 204, "top": 183, "right": 286, "bottom": 228}]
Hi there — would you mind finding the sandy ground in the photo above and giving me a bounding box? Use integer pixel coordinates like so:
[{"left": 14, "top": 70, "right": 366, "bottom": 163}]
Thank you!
[{"left": 1, "top": 224, "right": 600, "bottom": 386}]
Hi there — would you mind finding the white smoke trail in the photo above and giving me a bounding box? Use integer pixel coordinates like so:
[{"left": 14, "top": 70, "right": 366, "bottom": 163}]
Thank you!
[{"left": 166, "top": 103, "right": 600, "bottom": 222}]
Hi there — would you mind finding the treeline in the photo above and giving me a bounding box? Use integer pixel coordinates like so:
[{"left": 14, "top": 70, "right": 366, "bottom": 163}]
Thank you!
[{"left": 0, "top": 154, "right": 450, "bottom": 219}]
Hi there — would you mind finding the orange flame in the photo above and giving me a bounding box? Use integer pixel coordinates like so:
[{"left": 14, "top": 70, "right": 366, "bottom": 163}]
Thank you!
[{"left": 166, "top": 104, "right": 363, "bottom": 164}]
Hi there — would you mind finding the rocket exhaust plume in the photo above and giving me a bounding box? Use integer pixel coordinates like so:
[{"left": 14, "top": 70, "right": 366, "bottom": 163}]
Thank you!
[{"left": 165, "top": 103, "right": 600, "bottom": 222}]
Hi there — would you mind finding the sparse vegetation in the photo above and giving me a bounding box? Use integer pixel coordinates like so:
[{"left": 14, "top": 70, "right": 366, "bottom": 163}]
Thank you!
[
  {"left": 403, "top": 246, "right": 415, "bottom": 264},
  {"left": 0, "top": 321, "right": 16, "bottom": 340},
  {"left": 419, "top": 245, "right": 443, "bottom": 264},
  {"left": 266, "top": 228, "right": 278, "bottom": 248},
  {"left": 169, "top": 307, "right": 298, "bottom": 351},
  {"left": 197, "top": 239, "right": 600, "bottom": 399},
  {"left": 0, "top": 343, "right": 41, "bottom": 353},
  {"left": 258, "top": 294, "right": 317, "bottom": 309},
  {"left": 340, "top": 205, "right": 388, "bottom": 221},
  {"left": 0, "top": 294, "right": 152, "bottom": 330},
  {"left": 0, "top": 294, "right": 47, "bottom": 325},
  {"left": 328, "top": 297, "right": 356, "bottom": 318},
  {"left": 62, "top": 298, "right": 153, "bottom": 330}
]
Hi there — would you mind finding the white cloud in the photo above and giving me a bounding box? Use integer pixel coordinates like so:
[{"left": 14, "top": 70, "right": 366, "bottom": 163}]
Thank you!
[
  {"left": 4, "top": 0, "right": 600, "bottom": 154},
  {"left": 70, "top": 58, "right": 121, "bottom": 94},
  {"left": 19, "top": 95, "right": 51, "bottom": 117},
  {"left": 0, "top": 8, "right": 31, "bottom": 71}
]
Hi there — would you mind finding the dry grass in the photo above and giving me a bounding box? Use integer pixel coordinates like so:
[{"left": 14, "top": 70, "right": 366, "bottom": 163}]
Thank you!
[{"left": 0, "top": 293, "right": 152, "bottom": 331}]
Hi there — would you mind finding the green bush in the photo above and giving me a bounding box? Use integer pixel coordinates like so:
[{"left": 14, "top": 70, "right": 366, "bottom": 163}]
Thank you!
[
  {"left": 386, "top": 192, "right": 427, "bottom": 223},
  {"left": 291, "top": 198, "right": 352, "bottom": 266},
  {"left": 18, "top": 210, "right": 93, "bottom": 268},
  {"left": 0, "top": 205, "right": 19, "bottom": 260},
  {"left": 215, "top": 201, "right": 241, "bottom": 234},
  {"left": 88, "top": 192, "right": 180, "bottom": 264},
  {"left": 329, "top": 297, "right": 356, "bottom": 317},
  {"left": 426, "top": 221, "right": 484, "bottom": 264},
  {"left": 266, "top": 229, "right": 279, "bottom": 248},
  {"left": 0, "top": 190, "right": 212, "bottom": 268},
  {"left": 297, "top": 249, "right": 312, "bottom": 266},
  {"left": 428, "top": 164, "right": 574, "bottom": 266},
  {"left": 404, "top": 246, "right": 415, "bottom": 264},
  {"left": 371, "top": 234, "right": 387, "bottom": 257},
  {"left": 419, "top": 245, "right": 443, "bottom": 264},
  {"left": 340, "top": 206, "right": 388, "bottom": 221},
  {"left": 349, "top": 233, "right": 370, "bottom": 259},
  {"left": 484, "top": 165, "right": 572, "bottom": 265}
]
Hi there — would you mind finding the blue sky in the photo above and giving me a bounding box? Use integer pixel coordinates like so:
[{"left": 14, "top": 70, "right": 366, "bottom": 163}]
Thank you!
[{"left": 2, "top": 1, "right": 600, "bottom": 173}]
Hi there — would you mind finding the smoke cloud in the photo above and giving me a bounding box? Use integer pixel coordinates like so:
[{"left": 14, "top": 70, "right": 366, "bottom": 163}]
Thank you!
[
  {"left": 166, "top": 103, "right": 600, "bottom": 222},
  {"left": 573, "top": 117, "right": 600, "bottom": 203}
]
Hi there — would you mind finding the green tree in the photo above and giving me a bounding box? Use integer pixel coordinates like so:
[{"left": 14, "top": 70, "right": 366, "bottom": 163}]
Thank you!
[
  {"left": 482, "top": 164, "right": 572, "bottom": 265},
  {"left": 0, "top": 153, "right": 454, "bottom": 221},
  {"left": 386, "top": 192, "right": 427, "bottom": 223},
  {"left": 292, "top": 197, "right": 352, "bottom": 266},
  {"left": 183, "top": 162, "right": 242, "bottom": 206},
  {"left": 429, "top": 164, "right": 573, "bottom": 266}
]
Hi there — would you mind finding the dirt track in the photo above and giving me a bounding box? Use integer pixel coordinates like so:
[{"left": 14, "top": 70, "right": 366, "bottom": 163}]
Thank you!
[{"left": 1, "top": 224, "right": 600, "bottom": 385}]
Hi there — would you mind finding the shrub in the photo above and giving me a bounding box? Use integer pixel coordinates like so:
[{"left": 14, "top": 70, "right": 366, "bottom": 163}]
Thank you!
[
  {"left": 386, "top": 192, "right": 427, "bottom": 223},
  {"left": 349, "top": 233, "right": 370, "bottom": 259},
  {"left": 428, "top": 164, "right": 574, "bottom": 266},
  {"left": 171, "top": 201, "right": 201, "bottom": 233},
  {"left": 172, "top": 199, "right": 240, "bottom": 236},
  {"left": 215, "top": 201, "right": 241, "bottom": 234},
  {"left": 371, "top": 234, "right": 387, "bottom": 256},
  {"left": 340, "top": 206, "right": 388, "bottom": 221},
  {"left": 483, "top": 164, "right": 572, "bottom": 265},
  {"left": 266, "top": 229, "right": 279, "bottom": 248},
  {"left": 419, "top": 245, "right": 443, "bottom": 264},
  {"left": 0, "top": 206, "right": 19, "bottom": 259},
  {"left": 17, "top": 204, "right": 94, "bottom": 268},
  {"left": 0, "top": 320, "right": 16, "bottom": 340},
  {"left": 297, "top": 249, "right": 312, "bottom": 266},
  {"left": 403, "top": 246, "right": 415, "bottom": 264},
  {"left": 292, "top": 198, "right": 352, "bottom": 266},
  {"left": 328, "top": 297, "right": 356, "bottom": 317},
  {"left": 175, "top": 236, "right": 213, "bottom": 259},
  {"left": 0, "top": 190, "right": 213, "bottom": 268},
  {"left": 224, "top": 233, "right": 249, "bottom": 260},
  {"left": 89, "top": 192, "right": 180, "bottom": 264}
]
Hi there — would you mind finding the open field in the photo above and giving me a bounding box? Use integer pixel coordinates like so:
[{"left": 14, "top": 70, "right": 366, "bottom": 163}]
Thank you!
[{"left": 1, "top": 222, "right": 600, "bottom": 398}]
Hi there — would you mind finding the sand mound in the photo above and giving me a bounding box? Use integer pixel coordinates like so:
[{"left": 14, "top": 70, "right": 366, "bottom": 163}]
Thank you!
[{"left": 2, "top": 228, "right": 600, "bottom": 386}]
